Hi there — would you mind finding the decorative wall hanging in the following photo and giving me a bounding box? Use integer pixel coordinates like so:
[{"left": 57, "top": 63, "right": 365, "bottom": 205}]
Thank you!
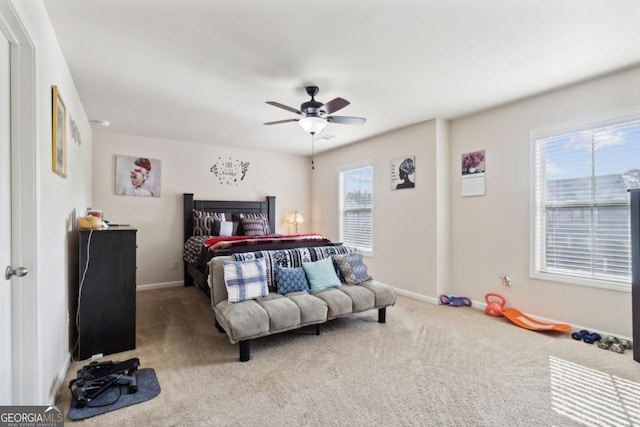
[
  {"left": 115, "top": 155, "right": 162, "bottom": 197},
  {"left": 70, "top": 115, "right": 81, "bottom": 144},
  {"left": 210, "top": 157, "right": 250, "bottom": 185},
  {"left": 52, "top": 85, "right": 67, "bottom": 178},
  {"left": 391, "top": 156, "right": 415, "bottom": 190},
  {"left": 461, "top": 150, "right": 486, "bottom": 197}
]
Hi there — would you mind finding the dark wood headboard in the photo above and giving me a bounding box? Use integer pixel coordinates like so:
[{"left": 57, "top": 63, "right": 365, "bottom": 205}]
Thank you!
[{"left": 183, "top": 193, "right": 276, "bottom": 242}]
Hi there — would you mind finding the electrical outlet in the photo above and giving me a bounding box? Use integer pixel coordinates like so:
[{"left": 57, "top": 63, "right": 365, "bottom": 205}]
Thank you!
[{"left": 171, "top": 261, "right": 178, "bottom": 270}]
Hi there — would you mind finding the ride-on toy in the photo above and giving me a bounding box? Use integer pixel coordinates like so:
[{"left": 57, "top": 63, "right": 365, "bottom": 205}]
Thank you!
[{"left": 484, "top": 293, "right": 571, "bottom": 332}]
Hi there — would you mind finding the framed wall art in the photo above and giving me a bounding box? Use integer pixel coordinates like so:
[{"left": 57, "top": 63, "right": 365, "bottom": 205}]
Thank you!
[
  {"left": 51, "top": 85, "right": 67, "bottom": 178},
  {"left": 461, "top": 150, "right": 486, "bottom": 197},
  {"left": 390, "top": 156, "right": 415, "bottom": 190},
  {"left": 115, "top": 155, "right": 162, "bottom": 197}
]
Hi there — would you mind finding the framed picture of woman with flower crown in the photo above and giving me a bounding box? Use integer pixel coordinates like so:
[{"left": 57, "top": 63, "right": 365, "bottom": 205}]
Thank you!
[{"left": 115, "top": 155, "right": 162, "bottom": 197}]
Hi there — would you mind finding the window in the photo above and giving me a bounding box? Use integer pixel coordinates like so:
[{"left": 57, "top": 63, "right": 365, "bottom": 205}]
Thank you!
[
  {"left": 531, "top": 109, "right": 640, "bottom": 290},
  {"left": 339, "top": 161, "right": 373, "bottom": 253}
]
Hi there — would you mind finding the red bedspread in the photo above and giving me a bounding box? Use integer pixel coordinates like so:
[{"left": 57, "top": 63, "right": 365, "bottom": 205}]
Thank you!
[
  {"left": 204, "top": 234, "right": 330, "bottom": 250},
  {"left": 184, "top": 234, "right": 334, "bottom": 269}
]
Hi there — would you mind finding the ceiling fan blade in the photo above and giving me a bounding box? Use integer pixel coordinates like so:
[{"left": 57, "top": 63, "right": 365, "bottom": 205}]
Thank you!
[
  {"left": 266, "top": 101, "right": 302, "bottom": 115},
  {"left": 320, "top": 97, "right": 350, "bottom": 115},
  {"left": 264, "top": 119, "right": 299, "bottom": 125},
  {"left": 327, "top": 116, "right": 366, "bottom": 125}
]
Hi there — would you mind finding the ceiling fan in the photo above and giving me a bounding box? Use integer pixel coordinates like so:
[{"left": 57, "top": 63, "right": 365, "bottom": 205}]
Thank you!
[{"left": 264, "top": 86, "right": 366, "bottom": 135}]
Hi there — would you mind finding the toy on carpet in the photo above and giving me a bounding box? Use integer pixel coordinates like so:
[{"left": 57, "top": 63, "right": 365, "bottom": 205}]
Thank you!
[
  {"left": 484, "top": 293, "right": 506, "bottom": 317},
  {"left": 439, "top": 294, "right": 472, "bottom": 307},
  {"left": 571, "top": 329, "right": 601, "bottom": 344},
  {"left": 484, "top": 293, "right": 571, "bottom": 332},
  {"left": 598, "top": 335, "right": 633, "bottom": 353},
  {"left": 575, "top": 332, "right": 634, "bottom": 354}
]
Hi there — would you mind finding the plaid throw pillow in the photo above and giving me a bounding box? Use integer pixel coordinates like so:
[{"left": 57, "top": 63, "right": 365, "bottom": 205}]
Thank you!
[{"left": 222, "top": 259, "right": 269, "bottom": 303}]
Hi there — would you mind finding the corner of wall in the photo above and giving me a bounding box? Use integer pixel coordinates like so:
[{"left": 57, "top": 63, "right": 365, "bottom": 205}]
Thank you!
[{"left": 435, "top": 118, "right": 451, "bottom": 296}]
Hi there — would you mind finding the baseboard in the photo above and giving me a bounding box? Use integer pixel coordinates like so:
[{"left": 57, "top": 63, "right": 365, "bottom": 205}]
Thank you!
[
  {"left": 50, "top": 355, "right": 71, "bottom": 405},
  {"left": 392, "top": 287, "right": 439, "bottom": 305},
  {"left": 136, "top": 281, "right": 183, "bottom": 291},
  {"left": 397, "top": 292, "right": 633, "bottom": 342}
]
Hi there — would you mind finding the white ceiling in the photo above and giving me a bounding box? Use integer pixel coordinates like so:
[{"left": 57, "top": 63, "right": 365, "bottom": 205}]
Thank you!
[{"left": 43, "top": 0, "right": 640, "bottom": 156}]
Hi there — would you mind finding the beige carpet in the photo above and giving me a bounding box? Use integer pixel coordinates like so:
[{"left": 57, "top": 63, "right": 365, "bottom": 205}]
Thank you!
[{"left": 56, "top": 286, "right": 640, "bottom": 426}]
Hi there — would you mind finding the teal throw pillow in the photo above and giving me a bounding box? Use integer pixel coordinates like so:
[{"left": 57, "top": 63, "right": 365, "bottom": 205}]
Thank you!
[
  {"left": 275, "top": 266, "right": 309, "bottom": 295},
  {"left": 302, "top": 257, "right": 341, "bottom": 291}
]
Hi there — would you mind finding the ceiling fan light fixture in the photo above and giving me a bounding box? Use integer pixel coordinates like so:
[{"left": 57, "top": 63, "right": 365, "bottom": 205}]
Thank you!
[{"left": 298, "top": 116, "right": 327, "bottom": 135}]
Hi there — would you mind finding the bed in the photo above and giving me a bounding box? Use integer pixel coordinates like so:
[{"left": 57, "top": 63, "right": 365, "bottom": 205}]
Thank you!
[{"left": 183, "top": 193, "right": 341, "bottom": 292}]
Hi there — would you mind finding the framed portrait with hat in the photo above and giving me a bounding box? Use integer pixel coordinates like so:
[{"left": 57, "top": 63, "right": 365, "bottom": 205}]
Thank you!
[{"left": 390, "top": 156, "right": 415, "bottom": 190}]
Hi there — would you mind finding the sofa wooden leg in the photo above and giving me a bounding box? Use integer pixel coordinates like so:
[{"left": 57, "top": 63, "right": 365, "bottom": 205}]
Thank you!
[
  {"left": 315, "top": 324, "right": 320, "bottom": 335},
  {"left": 378, "top": 307, "right": 386, "bottom": 323},
  {"left": 239, "top": 340, "right": 250, "bottom": 362}
]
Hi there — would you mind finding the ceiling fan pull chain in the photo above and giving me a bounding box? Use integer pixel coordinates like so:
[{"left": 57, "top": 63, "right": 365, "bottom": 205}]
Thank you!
[{"left": 311, "top": 134, "right": 315, "bottom": 170}]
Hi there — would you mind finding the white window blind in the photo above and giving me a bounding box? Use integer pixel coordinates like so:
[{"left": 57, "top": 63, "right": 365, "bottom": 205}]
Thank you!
[
  {"left": 339, "top": 163, "right": 373, "bottom": 252},
  {"left": 532, "top": 116, "right": 640, "bottom": 288}
]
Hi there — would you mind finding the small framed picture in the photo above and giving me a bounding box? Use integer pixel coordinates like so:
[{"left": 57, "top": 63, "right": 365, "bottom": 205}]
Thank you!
[
  {"left": 391, "top": 156, "right": 415, "bottom": 190},
  {"left": 461, "top": 150, "right": 485, "bottom": 175},
  {"left": 51, "top": 85, "right": 67, "bottom": 178}
]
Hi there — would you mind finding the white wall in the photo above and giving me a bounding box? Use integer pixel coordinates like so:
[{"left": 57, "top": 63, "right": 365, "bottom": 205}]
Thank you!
[
  {"left": 311, "top": 120, "right": 448, "bottom": 299},
  {"left": 11, "top": 0, "right": 92, "bottom": 404},
  {"left": 450, "top": 66, "right": 640, "bottom": 336},
  {"left": 92, "top": 131, "right": 311, "bottom": 286},
  {"left": 311, "top": 66, "right": 640, "bottom": 337}
]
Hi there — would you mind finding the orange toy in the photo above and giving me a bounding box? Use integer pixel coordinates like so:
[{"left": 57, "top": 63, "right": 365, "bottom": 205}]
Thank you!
[
  {"left": 484, "top": 293, "right": 571, "bottom": 333},
  {"left": 501, "top": 308, "right": 571, "bottom": 332}
]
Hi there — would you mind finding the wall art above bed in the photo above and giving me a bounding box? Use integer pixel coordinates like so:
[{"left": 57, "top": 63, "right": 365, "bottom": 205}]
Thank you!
[{"left": 210, "top": 156, "right": 249, "bottom": 185}]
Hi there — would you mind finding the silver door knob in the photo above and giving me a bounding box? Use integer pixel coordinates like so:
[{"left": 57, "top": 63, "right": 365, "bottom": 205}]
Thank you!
[{"left": 5, "top": 266, "right": 28, "bottom": 280}]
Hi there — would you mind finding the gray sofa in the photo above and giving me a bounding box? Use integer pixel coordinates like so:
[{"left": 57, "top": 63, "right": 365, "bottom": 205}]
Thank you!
[{"left": 208, "top": 249, "right": 396, "bottom": 361}]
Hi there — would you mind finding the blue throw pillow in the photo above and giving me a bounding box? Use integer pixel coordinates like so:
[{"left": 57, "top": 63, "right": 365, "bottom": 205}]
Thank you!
[
  {"left": 275, "top": 266, "right": 309, "bottom": 295},
  {"left": 302, "top": 257, "right": 341, "bottom": 291},
  {"left": 222, "top": 259, "right": 269, "bottom": 303}
]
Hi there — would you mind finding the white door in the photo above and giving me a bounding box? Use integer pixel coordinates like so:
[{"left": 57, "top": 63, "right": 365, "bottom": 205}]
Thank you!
[{"left": 0, "top": 28, "right": 12, "bottom": 404}]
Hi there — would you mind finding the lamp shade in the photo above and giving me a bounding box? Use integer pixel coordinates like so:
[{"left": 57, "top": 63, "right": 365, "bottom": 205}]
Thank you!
[
  {"left": 298, "top": 116, "right": 327, "bottom": 135},
  {"left": 287, "top": 211, "right": 304, "bottom": 225},
  {"left": 293, "top": 211, "right": 303, "bottom": 225},
  {"left": 286, "top": 210, "right": 304, "bottom": 232}
]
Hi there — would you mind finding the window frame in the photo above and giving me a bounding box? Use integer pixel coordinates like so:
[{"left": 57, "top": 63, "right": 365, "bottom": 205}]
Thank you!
[
  {"left": 529, "top": 106, "right": 640, "bottom": 292},
  {"left": 338, "top": 159, "right": 374, "bottom": 255}
]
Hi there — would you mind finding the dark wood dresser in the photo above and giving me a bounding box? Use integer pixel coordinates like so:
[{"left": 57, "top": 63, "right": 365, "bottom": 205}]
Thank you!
[{"left": 76, "top": 227, "right": 137, "bottom": 360}]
